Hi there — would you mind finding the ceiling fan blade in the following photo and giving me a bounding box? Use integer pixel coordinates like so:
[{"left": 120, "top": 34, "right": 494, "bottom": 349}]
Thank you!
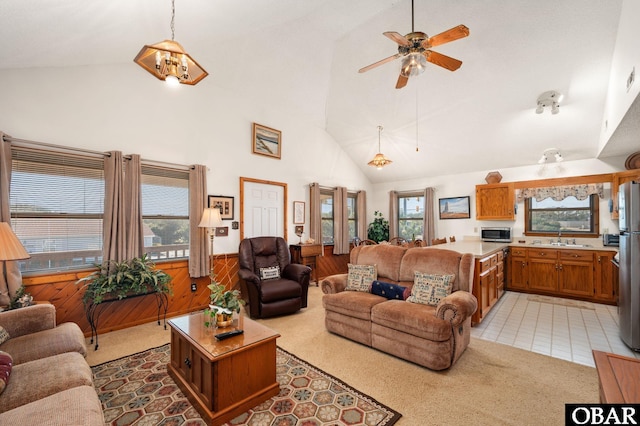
[
  {"left": 425, "top": 50, "right": 463, "bottom": 71},
  {"left": 424, "top": 24, "right": 469, "bottom": 48},
  {"left": 384, "top": 31, "right": 410, "bottom": 46},
  {"left": 396, "top": 73, "right": 408, "bottom": 89},
  {"left": 358, "top": 53, "right": 401, "bottom": 73}
]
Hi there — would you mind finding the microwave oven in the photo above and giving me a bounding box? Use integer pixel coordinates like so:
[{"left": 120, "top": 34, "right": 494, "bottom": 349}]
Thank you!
[{"left": 481, "top": 227, "right": 512, "bottom": 242}]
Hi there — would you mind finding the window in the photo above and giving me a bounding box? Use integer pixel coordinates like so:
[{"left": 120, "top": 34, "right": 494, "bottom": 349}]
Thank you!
[
  {"left": 398, "top": 193, "right": 424, "bottom": 240},
  {"left": 141, "top": 165, "right": 190, "bottom": 260},
  {"left": 347, "top": 192, "right": 357, "bottom": 242},
  {"left": 525, "top": 194, "right": 599, "bottom": 237},
  {"left": 10, "top": 149, "right": 105, "bottom": 273},
  {"left": 320, "top": 189, "right": 334, "bottom": 244}
]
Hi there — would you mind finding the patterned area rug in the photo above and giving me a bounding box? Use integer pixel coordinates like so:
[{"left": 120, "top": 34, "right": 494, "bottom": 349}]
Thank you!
[
  {"left": 92, "top": 344, "right": 401, "bottom": 426},
  {"left": 527, "top": 294, "right": 595, "bottom": 310}
]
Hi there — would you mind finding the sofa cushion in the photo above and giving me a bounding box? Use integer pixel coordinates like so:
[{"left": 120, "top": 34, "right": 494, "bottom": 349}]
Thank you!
[
  {"left": 0, "top": 322, "right": 87, "bottom": 365},
  {"left": 323, "top": 292, "right": 386, "bottom": 321},
  {"left": 399, "top": 248, "right": 467, "bottom": 292},
  {"left": 0, "top": 351, "right": 11, "bottom": 395},
  {"left": 352, "top": 245, "right": 406, "bottom": 282},
  {"left": 0, "top": 385, "right": 104, "bottom": 425},
  {"left": 371, "top": 300, "right": 452, "bottom": 342},
  {"left": 0, "top": 351, "right": 93, "bottom": 413},
  {"left": 346, "top": 264, "right": 377, "bottom": 292},
  {"left": 259, "top": 278, "right": 302, "bottom": 302},
  {"left": 370, "top": 281, "right": 410, "bottom": 300},
  {"left": 407, "top": 272, "right": 454, "bottom": 306},
  {"left": 259, "top": 265, "right": 280, "bottom": 280}
]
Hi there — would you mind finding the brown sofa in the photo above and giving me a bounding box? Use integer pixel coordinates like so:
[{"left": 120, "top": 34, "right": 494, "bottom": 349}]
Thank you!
[
  {"left": 322, "top": 245, "right": 477, "bottom": 370},
  {"left": 0, "top": 303, "right": 104, "bottom": 425}
]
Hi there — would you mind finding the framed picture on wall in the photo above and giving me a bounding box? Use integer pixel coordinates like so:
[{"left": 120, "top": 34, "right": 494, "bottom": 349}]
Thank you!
[
  {"left": 252, "top": 123, "right": 282, "bottom": 159},
  {"left": 438, "top": 196, "right": 471, "bottom": 220},
  {"left": 293, "top": 201, "right": 305, "bottom": 224},
  {"left": 208, "top": 195, "right": 234, "bottom": 220}
]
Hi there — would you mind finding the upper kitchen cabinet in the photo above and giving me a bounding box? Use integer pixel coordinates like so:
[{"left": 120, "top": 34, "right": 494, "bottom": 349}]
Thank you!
[{"left": 476, "top": 183, "right": 515, "bottom": 220}]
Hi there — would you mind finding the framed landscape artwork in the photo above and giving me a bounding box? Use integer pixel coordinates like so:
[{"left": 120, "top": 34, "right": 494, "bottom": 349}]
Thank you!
[
  {"left": 439, "top": 196, "right": 471, "bottom": 220},
  {"left": 208, "top": 195, "right": 234, "bottom": 220},
  {"left": 252, "top": 123, "right": 282, "bottom": 159}
]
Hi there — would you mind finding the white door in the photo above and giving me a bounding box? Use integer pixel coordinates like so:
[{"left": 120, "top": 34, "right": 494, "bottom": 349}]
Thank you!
[{"left": 242, "top": 180, "right": 285, "bottom": 239}]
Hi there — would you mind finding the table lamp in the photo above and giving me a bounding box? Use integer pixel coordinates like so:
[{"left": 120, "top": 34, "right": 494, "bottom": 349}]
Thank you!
[
  {"left": 0, "top": 222, "right": 30, "bottom": 261},
  {"left": 198, "top": 208, "right": 223, "bottom": 277}
]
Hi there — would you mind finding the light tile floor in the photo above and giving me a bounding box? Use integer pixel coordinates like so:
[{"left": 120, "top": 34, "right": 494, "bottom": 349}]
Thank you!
[{"left": 471, "top": 291, "right": 640, "bottom": 368}]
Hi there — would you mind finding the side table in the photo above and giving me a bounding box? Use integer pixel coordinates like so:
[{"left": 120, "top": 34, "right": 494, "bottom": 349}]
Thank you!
[
  {"left": 592, "top": 350, "right": 640, "bottom": 403},
  {"left": 289, "top": 243, "right": 322, "bottom": 285}
]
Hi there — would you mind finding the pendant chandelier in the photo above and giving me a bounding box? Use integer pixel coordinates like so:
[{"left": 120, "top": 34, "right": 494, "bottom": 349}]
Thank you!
[
  {"left": 133, "top": 0, "right": 208, "bottom": 86},
  {"left": 368, "top": 125, "right": 392, "bottom": 170}
]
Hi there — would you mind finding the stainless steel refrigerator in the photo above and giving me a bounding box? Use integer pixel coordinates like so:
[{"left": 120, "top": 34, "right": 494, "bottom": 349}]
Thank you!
[{"left": 619, "top": 181, "right": 640, "bottom": 351}]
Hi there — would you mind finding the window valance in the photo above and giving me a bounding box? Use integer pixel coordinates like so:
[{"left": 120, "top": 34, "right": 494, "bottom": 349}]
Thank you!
[{"left": 516, "top": 183, "right": 604, "bottom": 203}]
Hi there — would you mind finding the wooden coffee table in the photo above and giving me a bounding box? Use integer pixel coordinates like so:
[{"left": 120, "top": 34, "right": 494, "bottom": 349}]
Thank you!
[{"left": 167, "top": 312, "right": 280, "bottom": 425}]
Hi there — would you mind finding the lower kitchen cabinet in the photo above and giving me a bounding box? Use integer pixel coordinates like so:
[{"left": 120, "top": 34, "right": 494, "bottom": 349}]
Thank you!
[
  {"left": 506, "top": 247, "right": 617, "bottom": 304},
  {"left": 472, "top": 249, "right": 507, "bottom": 325}
]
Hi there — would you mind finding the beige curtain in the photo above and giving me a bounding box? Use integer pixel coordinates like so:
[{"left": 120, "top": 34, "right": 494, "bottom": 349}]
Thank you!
[
  {"left": 103, "top": 151, "right": 126, "bottom": 264},
  {"left": 124, "top": 154, "right": 143, "bottom": 259},
  {"left": 423, "top": 187, "right": 436, "bottom": 245},
  {"left": 388, "top": 191, "right": 398, "bottom": 239},
  {"left": 333, "top": 187, "right": 350, "bottom": 254},
  {"left": 188, "top": 165, "right": 208, "bottom": 278},
  {"left": 357, "top": 190, "right": 367, "bottom": 240},
  {"left": 0, "top": 134, "right": 22, "bottom": 305},
  {"left": 309, "top": 183, "right": 321, "bottom": 244}
]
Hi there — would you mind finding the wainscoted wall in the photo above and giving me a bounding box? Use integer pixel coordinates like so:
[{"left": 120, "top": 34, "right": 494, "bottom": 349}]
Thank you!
[{"left": 21, "top": 250, "right": 349, "bottom": 337}]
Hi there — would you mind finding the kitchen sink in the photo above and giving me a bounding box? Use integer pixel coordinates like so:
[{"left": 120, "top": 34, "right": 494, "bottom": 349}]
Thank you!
[{"left": 530, "top": 242, "right": 592, "bottom": 248}]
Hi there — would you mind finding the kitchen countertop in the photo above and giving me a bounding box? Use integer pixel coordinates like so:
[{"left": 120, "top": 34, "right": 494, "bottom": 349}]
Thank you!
[{"left": 430, "top": 240, "right": 618, "bottom": 258}]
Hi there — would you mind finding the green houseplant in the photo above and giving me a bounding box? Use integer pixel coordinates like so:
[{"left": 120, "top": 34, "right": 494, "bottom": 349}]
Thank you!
[
  {"left": 76, "top": 254, "right": 173, "bottom": 305},
  {"left": 367, "top": 210, "right": 389, "bottom": 243},
  {"left": 203, "top": 274, "right": 244, "bottom": 328}
]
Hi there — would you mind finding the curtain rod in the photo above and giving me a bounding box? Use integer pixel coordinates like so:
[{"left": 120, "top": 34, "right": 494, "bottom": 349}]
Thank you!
[{"left": 3, "top": 135, "right": 109, "bottom": 158}]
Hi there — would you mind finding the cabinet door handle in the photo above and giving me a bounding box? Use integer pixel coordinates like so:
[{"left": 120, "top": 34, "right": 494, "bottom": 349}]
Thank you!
[
  {"left": 598, "top": 256, "right": 601, "bottom": 263},
  {"left": 539, "top": 252, "right": 546, "bottom": 256},
  {"left": 573, "top": 254, "right": 579, "bottom": 258}
]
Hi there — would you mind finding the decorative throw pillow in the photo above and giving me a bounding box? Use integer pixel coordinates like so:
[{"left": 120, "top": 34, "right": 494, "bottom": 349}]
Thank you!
[
  {"left": 0, "top": 326, "right": 9, "bottom": 345},
  {"left": 345, "top": 264, "right": 377, "bottom": 292},
  {"left": 259, "top": 266, "right": 281, "bottom": 280},
  {"left": 370, "top": 280, "right": 410, "bottom": 300},
  {"left": 0, "top": 351, "right": 12, "bottom": 395},
  {"left": 407, "top": 272, "right": 455, "bottom": 306}
]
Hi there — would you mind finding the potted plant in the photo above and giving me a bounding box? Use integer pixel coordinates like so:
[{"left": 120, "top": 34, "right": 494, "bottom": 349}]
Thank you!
[
  {"left": 76, "top": 254, "right": 173, "bottom": 305},
  {"left": 367, "top": 210, "right": 389, "bottom": 243},
  {"left": 204, "top": 274, "right": 244, "bottom": 328}
]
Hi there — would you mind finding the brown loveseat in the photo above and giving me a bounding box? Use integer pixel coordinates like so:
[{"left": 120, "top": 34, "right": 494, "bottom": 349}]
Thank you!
[
  {"left": 322, "top": 244, "right": 477, "bottom": 370},
  {"left": 0, "top": 303, "right": 103, "bottom": 424}
]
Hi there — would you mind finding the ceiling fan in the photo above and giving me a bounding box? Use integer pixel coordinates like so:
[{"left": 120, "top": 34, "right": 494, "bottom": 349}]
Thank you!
[{"left": 358, "top": 0, "right": 469, "bottom": 89}]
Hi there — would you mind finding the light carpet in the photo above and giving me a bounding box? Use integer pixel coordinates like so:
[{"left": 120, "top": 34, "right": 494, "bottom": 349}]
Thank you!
[
  {"left": 87, "top": 286, "right": 600, "bottom": 425},
  {"left": 92, "top": 343, "right": 401, "bottom": 425}
]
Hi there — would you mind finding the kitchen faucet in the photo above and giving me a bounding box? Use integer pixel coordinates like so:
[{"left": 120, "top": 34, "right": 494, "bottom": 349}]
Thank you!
[{"left": 557, "top": 230, "right": 562, "bottom": 243}]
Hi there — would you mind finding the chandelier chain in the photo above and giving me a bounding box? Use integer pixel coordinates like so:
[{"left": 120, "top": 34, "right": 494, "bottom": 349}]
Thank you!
[{"left": 170, "top": 0, "right": 176, "bottom": 41}]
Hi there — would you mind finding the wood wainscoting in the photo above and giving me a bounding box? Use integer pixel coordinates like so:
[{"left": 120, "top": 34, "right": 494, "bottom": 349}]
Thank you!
[
  {"left": 22, "top": 254, "right": 239, "bottom": 337},
  {"left": 21, "top": 247, "right": 349, "bottom": 338}
]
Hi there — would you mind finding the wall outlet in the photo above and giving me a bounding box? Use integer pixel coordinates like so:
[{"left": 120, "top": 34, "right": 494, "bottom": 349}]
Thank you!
[
  {"left": 474, "top": 227, "right": 478, "bottom": 233},
  {"left": 191, "top": 282, "right": 197, "bottom": 292}
]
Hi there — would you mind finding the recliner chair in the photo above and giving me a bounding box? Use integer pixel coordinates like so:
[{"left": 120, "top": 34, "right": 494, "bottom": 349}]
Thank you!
[{"left": 238, "top": 236, "right": 311, "bottom": 319}]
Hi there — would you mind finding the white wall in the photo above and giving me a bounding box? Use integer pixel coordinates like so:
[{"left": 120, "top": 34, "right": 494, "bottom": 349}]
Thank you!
[
  {"left": 371, "top": 156, "right": 628, "bottom": 242},
  {"left": 0, "top": 63, "right": 373, "bottom": 254}
]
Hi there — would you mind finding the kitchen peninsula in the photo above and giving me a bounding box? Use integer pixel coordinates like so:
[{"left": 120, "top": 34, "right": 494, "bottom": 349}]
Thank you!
[{"left": 429, "top": 239, "right": 618, "bottom": 325}]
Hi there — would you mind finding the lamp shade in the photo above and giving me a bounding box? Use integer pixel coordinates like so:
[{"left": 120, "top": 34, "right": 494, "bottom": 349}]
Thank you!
[
  {"left": 0, "top": 222, "right": 30, "bottom": 261},
  {"left": 198, "top": 208, "right": 223, "bottom": 228}
]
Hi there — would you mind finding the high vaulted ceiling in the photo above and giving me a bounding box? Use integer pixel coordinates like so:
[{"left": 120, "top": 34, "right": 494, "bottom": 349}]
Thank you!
[{"left": 0, "top": 0, "right": 632, "bottom": 183}]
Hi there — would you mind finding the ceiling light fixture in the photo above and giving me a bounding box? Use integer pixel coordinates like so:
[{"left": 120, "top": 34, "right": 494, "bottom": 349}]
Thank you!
[
  {"left": 535, "top": 90, "right": 563, "bottom": 115},
  {"left": 368, "top": 125, "right": 392, "bottom": 170},
  {"left": 133, "top": 0, "right": 208, "bottom": 86},
  {"left": 538, "top": 148, "right": 563, "bottom": 164}
]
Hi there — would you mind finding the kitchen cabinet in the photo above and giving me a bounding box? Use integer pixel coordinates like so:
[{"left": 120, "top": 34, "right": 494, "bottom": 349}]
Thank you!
[
  {"left": 611, "top": 170, "right": 640, "bottom": 219},
  {"left": 472, "top": 249, "right": 506, "bottom": 325},
  {"left": 507, "top": 247, "right": 617, "bottom": 304},
  {"left": 595, "top": 251, "right": 618, "bottom": 303},
  {"left": 475, "top": 183, "right": 515, "bottom": 220}
]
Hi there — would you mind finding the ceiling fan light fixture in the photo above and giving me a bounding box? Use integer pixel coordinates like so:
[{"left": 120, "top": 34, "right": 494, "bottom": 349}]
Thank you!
[
  {"left": 368, "top": 125, "right": 392, "bottom": 169},
  {"left": 133, "top": 0, "right": 208, "bottom": 86},
  {"left": 401, "top": 53, "right": 427, "bottom": 77}
]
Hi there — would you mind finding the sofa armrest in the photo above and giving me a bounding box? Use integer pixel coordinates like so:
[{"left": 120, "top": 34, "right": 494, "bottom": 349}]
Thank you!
[
  {"left": 282, "top": 263, "right": 311, "bottom": 282},
  {"left": 320, "top": 274, "right": 348, "bottom": 294},
  {"left": 238, "top": 269, "right": 261, "bottom": 285},
  {"left": 0, "top": 304, "right": 57, "bottom": 338},
  {"left": 435, "top": 291, "right": 477, "bottom": 327}
]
